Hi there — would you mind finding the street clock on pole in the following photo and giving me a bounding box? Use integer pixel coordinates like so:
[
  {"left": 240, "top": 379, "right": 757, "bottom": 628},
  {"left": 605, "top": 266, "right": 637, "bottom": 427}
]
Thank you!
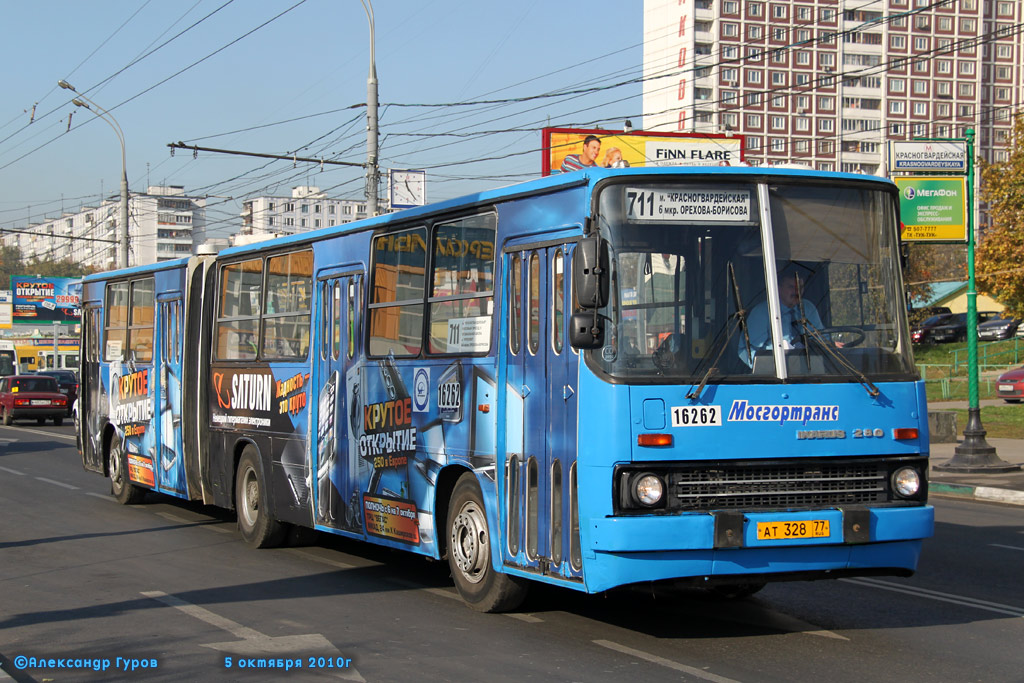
[{"left": 389, "top": 169, "right": 426, "bottom": 209}]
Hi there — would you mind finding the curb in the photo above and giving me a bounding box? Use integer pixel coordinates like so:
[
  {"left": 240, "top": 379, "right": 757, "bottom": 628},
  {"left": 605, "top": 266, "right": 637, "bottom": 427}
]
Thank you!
[{"left": 930, "top": 482, "right": 1024, "bottom": 507}]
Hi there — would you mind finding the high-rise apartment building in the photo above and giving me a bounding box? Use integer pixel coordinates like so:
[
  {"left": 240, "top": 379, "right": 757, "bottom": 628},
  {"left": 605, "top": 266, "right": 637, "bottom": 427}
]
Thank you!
[
  {"left": 643, "top": 0, "right": 1023, "bottom": 174},
  {"left": 5, "top": 185, "right": 206, "bottom": 270},
  {"left": 238, "top": 186, "right": 378, "bottom": 245}
]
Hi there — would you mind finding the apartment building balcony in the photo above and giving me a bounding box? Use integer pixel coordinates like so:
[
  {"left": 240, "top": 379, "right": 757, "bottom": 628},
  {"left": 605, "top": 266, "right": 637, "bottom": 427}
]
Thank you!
[
  {"left": 694, "top": 0, "right": 713, "bottom": 18},
  {"left": 841, "top": 84, "right": 885, "bottom": 99}
]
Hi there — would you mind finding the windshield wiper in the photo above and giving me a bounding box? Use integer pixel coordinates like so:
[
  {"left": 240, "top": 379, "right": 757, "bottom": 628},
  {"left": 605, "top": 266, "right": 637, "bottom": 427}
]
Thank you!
[
  {"left": 687, "top": 264, "right": 749, "bottom": 399},
  {"left": 793, "top": 318, "right": 880, "bottom": 397}
]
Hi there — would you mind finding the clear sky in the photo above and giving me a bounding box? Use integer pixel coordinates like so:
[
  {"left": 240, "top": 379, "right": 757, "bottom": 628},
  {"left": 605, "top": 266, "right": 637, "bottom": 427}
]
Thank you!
[{"left": 0, "top": 1, "right": 643, "bottom": 239}]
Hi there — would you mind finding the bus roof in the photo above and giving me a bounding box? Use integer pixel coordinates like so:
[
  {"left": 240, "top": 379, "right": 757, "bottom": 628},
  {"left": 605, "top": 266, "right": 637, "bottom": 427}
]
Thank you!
[
  {"left": 83, "top": 167, "right": 896, "bottom": 277},
  {"left": 81, "top": 256, "right": 191, "bottom": 284}
]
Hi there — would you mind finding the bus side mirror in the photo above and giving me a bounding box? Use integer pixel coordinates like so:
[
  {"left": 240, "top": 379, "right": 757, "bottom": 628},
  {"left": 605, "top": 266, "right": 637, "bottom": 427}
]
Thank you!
[
  {"left": 569, "top": 311, "right": 604, "bottom": 349},
  {"left": 574, "top": 236, "right": 608, "bottom": 309}
]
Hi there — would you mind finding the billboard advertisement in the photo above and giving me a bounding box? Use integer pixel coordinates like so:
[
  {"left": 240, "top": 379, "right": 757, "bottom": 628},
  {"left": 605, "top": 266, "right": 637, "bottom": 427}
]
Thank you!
[
  {"left": 542, "top": 127, "right": 744, "bottom": 176},
  {"left": 894, "top": 176, "right": 968, "bottom": 243},
  {"left": 10, "top": 276, "right": 82, "bottom": 324}
]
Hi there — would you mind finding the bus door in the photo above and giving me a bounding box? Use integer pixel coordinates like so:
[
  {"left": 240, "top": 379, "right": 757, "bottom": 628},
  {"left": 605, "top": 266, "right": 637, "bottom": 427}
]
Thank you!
[
  {"left": 80, "top": 304, "right": 103, "bottom": 473},
  {"left": 312, "top": 269, "right": 365, "bottom": 534},
  {"left": 155, "top": 295, "right": 187, "bottom": 495},
  {"left": 501, "top": 243, "right": 578, "bottom": 577}
]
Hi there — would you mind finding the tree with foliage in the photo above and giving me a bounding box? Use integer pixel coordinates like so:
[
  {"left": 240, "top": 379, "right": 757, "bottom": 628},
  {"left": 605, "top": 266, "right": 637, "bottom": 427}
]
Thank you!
[
  {"left": 903, "top": 243, "right": 965, "bottom": 312},
  {"left": 0, "top": 245, "right": 96, "bottom": 291},
  {"left": 977, "top": 113, "right": 1024, "bottom": 319}
]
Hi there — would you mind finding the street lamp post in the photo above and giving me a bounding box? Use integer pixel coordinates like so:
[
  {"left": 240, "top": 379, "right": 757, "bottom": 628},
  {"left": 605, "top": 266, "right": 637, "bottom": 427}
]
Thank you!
[
  {"left": 360, "top": 0, "right": 379, "bottom": 216},
  {"left": 58, "top": 80, "right": 129, "bottom": 268}
]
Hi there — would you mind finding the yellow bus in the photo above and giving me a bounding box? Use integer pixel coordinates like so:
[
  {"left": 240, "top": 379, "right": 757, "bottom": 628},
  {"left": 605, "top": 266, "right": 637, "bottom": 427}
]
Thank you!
[
  {"left": 0, "top": 340, "right": 16, "bottom": 377},
  {"left": 15, "top": 342, "right": 80, "bottom": 373}
]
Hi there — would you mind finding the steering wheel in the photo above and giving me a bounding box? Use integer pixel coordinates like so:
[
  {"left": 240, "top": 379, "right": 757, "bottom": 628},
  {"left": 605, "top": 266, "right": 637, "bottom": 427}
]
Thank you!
[
  {"left": 817, "top": 326, "right": 866, "bottom": 347},
  {"left": 653, "top": 334, "right": 684, "bottom": 371}
]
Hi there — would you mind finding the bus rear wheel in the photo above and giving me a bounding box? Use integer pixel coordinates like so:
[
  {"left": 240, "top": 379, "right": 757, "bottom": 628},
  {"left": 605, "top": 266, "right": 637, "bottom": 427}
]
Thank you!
[
  {"left": 235, "top": 446, "right": 287, "bottom": 548},
  {"left": 447, "top": 473, "right": 528, "bottom": 613},
  {"left": 109, "top": 438, "right": 145, "bottom": 505}
]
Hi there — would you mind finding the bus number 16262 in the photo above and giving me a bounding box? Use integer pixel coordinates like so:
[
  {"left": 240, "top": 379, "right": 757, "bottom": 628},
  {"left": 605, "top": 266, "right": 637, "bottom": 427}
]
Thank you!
[{"left": 671, "top": 405, "right": 722, "bottom": 427}]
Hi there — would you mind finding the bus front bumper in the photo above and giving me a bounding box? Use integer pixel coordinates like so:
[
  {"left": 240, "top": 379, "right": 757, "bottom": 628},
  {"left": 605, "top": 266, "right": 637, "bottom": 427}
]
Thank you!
[{"left": 582, "top": 505, "right": 933, "bottom": 593}]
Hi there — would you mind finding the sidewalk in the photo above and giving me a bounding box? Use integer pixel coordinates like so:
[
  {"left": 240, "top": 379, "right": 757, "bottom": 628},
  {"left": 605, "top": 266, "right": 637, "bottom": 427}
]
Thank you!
[
  {"left": 929, "top": 438, "right": 1024, "bottom": 506},
  {"left": 926, "top": 396, "right": 1024, "bottom": 505}
]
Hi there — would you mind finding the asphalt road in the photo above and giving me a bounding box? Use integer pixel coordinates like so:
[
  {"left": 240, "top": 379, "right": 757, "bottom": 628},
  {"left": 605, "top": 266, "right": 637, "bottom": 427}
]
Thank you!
[{"left": 2, "top": 425, "right": 1023, "bottom": 682}]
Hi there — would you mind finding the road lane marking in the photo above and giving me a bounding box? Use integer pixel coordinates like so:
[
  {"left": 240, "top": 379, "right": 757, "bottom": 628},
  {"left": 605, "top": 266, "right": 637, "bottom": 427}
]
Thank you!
[
  {"left": 388, "top": 577, "right": 460, "bottom": 601},
  {"left": 991, "top": 544, "right": 1024, "bottom": 552},
  {"left": 142, "top": 591, "right": 265, "bottom": 640},
  {"left": 2, "top": 426, "right": 75, "bottom": 441},
  {"left": 141, "top": 591, "right": 364, "bottom": 681},
  {"left": 286, "top": 548, "right": 356, "bottom": 570},
  {"left": 155, "top": 511, "right": 232, "bottom": 533},
  {"left": 0, "top": 466, "right": 25, "bottom": 475},
  {"left": 752, "top": 608, "right": 848, "bottom": 641},
  {"left": 506, "top": 613, "right": 543, "bottom": 623},
  {"left": 594, "top": 640, "right": 743, "bottom": 683},
  {"left": 86, "top": 492, "right": 118, "bottom": 503},
  {"left": 35, "top": 476, "right": 79, "bottom": 490},
  {"left": 843, "top": 577, "right": 1024, "bottom": 618},
  {"left": 291, "top": 550, "right": 469, "bottom": 609}
]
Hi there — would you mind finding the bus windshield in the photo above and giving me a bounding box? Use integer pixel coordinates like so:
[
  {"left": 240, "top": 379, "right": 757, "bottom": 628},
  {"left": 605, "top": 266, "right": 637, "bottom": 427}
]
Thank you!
[{"left": 592, "top": 178, "right": 916, "bottom": 384}]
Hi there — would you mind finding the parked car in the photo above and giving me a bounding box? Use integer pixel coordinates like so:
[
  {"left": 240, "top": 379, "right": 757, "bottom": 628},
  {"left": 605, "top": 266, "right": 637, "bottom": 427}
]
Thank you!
[
  {"left": 0, "top": 374, "right": 68, "bottom": 426},
  {"left": 977, "top": 316, "right": 1021, "bottom": 341},
  {"left": 928, "top": 311, "right": 1000, "bottom": 343},
  {"left": 34, "top": 369, "right": 78, "bottom": 415},
  {"left": 996, "top": 366, "right": 1024, "bottom": 403},
  {"left": 911, "top": 313, "right": 954, "bottom": 344},
  {"left": 908, "top": 306, "right": 952, "bottom": 326}
]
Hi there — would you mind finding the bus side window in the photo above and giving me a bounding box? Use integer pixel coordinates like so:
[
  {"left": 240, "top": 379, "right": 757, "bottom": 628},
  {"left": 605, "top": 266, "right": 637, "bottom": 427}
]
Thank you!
[
  {"left": 528, "top": 253, "right": 540, "bottom": 354},
  {"left": 348, "top": 277, "right": 358, "bottom": 359},
  {"left": 320, "top": 281, "right": 331, "bottom": 362},
  {"left": 333, "top": 280, "right": 342, "bottom": 361},
  {"left": 510, "top": 255, "right": 521, "bottom": 355},
  {"left": 553, "top": 249, "right": 564, "bottom": 354}
]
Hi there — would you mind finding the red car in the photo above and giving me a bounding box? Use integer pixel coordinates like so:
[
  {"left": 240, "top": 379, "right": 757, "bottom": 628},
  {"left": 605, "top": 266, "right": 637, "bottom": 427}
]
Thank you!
[
  {"left": 996, "top": 366, "right": 1024, "bottom": 403},
  {"left": 0, "top": 374, "right": 68, "bottom": 426}
]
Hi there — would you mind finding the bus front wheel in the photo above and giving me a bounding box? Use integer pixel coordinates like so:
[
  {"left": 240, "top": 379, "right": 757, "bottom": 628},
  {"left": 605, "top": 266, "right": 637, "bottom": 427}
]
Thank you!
[
  {"left": 235, "top": 447, "right": 287, "bottom": 548},
  {"left": 109, "top": 438, "right": 145, "bottom": 505},
  {"left": 447, "top": 473, "right": 528, "bottom": 613}
]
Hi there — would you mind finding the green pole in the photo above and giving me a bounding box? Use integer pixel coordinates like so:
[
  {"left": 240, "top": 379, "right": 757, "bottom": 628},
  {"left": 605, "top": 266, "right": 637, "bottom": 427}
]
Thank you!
[
  {"left": 936, "top": 128, "right": 1019, "bottom": 473},
  {"left": 965, "top": 127, "right": 980, "bottom": 413}
]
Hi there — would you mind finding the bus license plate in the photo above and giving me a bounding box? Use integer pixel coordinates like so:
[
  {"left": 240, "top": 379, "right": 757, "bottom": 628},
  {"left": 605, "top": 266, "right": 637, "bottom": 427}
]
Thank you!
[{"left": 757, "top": 520, "right": 830, "bottom": 540}]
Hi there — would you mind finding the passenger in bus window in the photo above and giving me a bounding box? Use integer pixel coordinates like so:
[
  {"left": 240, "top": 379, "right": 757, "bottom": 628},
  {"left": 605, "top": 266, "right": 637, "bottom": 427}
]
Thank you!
[
  {"left": 741, "top": 270, "right": 835, "bottom": 366},
  {"left": 560, "top": 135, "right": 601, "bottom": 172}
]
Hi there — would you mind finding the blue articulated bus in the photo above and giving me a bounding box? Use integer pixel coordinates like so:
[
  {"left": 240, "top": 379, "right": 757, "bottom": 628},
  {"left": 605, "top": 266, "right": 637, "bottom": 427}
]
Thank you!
[{"left": 78, "top": 166, "right": 933, "bottom": 611}]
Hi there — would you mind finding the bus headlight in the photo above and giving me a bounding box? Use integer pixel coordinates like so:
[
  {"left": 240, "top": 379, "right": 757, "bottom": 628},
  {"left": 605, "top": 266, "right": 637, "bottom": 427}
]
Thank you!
[
  {"left": 634, "top": 473, "right": 664, "bottom": 507},
  {"left": 892, "top": 467, "right": 921, "bottom": 498}
]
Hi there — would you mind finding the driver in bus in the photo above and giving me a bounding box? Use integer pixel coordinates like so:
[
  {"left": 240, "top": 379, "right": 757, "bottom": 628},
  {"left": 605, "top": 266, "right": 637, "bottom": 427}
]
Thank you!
[{"left": 740, "top": 270, "right": 838, "bottom": 367}]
